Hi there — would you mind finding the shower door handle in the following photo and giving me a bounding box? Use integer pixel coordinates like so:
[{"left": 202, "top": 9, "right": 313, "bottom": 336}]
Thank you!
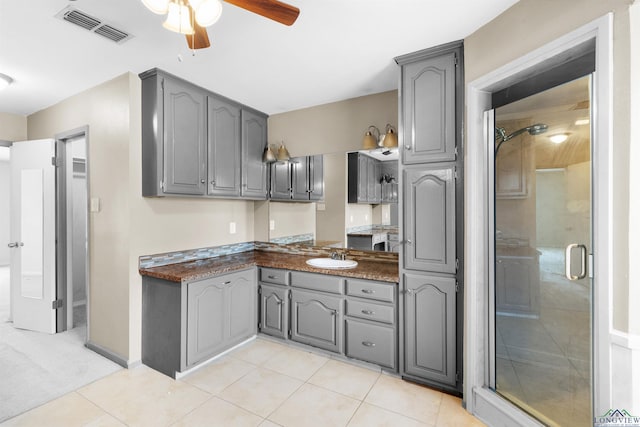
[{"left": 565, "top": 243, "right": 587, "bottom": 280}]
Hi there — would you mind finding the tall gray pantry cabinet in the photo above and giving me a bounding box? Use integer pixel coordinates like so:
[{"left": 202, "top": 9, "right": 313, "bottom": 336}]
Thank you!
[
  {"left": 140, "top": 69, "right": 268, "bottom": 200},
  {"left": 395, "top": 41, "right": 464, "bottom": 395}
]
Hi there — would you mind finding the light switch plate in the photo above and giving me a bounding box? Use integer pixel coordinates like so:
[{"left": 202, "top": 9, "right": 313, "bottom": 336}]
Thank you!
[
  {"left": 269, "top": 220, "right": 275, "bottom": 231},
  {"left": 229, "top": 222, "right": 236, "bottom": 234},
  {"left": 90, "top": 197, "right": 100, "bottom": 213}
]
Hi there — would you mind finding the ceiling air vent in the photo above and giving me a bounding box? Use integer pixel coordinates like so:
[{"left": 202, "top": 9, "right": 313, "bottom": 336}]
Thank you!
[{"left": 55, "top": 6, "right": 133, "bottom": 44}]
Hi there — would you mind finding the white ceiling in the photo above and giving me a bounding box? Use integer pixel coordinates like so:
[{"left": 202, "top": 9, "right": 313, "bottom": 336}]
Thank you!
[{"left": 0, "top": 0, "right": 518, "bottom": 117}]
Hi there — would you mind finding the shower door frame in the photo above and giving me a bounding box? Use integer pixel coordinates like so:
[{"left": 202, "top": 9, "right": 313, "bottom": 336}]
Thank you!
[{"left": 464, "top": 14, "right": 613, "bottom": 426}]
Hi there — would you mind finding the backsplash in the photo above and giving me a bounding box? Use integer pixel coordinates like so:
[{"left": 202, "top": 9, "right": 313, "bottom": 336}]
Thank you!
[
  {"left": 139, "top": 239, "right": 398, "bottom": 270},
  {"left": 269, "top": 233, "right": 315, "bottom": 244}
]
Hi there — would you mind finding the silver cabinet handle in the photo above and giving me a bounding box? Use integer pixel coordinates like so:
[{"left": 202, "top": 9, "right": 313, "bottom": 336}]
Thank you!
[
  {"left": 401, "top": 239, "right": 412, "bottom": 245},
  {"left": 211, "top": 180, "right": 215, "bottom": 185},
  {"left": 405, "top": 288, "right": 414, "bottom": 295},
  {"left": 201, "top": 179, "right": 206, "bottom": 184},
  {"left": 267, "top": 275, "right": 278, "bottom": 279},
  {"left": 361, "top": 289, "right": 374, "bottom": 294},
  {"left": 362, "top": 341, "right": 376, "bottom": 347},
  {"left": 361, "top": 309, "right": 374, "bottom": 315},
  {"left": 565, "top": 243, "right": 588, "bottom": 280},
  {"left": 222, "top": 280, "right": 232, "bottom": 285},
  {"left": 7, "top": 242, "right": 23, "bottom": 248},
  {"left": 404, "top": 144, "right": 411, "bottom": 150}
]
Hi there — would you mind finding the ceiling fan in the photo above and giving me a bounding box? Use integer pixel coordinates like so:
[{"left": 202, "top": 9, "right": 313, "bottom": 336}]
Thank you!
[{"left": 141, "top": 0, "right": 300, "bottom": 49}]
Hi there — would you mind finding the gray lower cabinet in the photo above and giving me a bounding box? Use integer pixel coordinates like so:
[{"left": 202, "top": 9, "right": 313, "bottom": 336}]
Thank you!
[
  {"left": 259, "top": 283, "right": 289, "bottom": 339},
  {"left": 403, "top": 273, "right": 456, "bottom": 386},
  {"left": 241, "top": 110, "right": 268, "bottom": 199},
  {"left": 141, "top": 268, "right": 256, "bottom": 378},
  {"left": 403, "top": 164, "right": 456, "bottom": 273},
  {"left": 290, "top": 288, "right": 343, "bottom": 353},
  {"left": 187, "top": 270, "right": 256, "bottom": 366},
  {"left": 207, "top": 96, "right": 241, "bottom": 197},
  {"left": 345, "top": 318, "right": 396, "bottom": 369}
]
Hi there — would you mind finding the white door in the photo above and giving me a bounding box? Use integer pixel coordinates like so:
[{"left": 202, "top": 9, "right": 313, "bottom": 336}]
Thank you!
[{"left": 9, "top": 139, "right": 56, "bottom": 333}]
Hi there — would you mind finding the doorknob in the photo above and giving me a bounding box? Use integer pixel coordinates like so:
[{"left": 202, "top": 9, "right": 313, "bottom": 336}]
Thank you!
[
  {"left": 565, "top": 243, "right": 587, "bottom": 280},
  {"left": 7, "top": 242, "right": 24, "bottom": 248}
]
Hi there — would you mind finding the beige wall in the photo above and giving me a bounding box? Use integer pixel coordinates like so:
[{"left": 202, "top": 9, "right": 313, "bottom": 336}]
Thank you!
[
  {"left": 465, "top": 0, "right": 633, "bottom": 332},
  {"left": 0, "top": 112, "right": 27, "bottom": 141},
  {"left": 265, "top": 91, "right": 398, "bottom": 243},
  {"left": 28, "top": 73, "right": 256, "bottom": 363},
  {"left": 268, "top": 202, "right": 315, "bottom": 239}
]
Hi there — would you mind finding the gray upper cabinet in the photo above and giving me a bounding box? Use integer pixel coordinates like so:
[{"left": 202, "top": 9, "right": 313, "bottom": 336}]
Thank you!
[
  {"left": 403, "top": 164, "right": 456, "bottom": 274},
  {"left": 207, "top": 97, "right": 241, "bottom": 197},
  {"left": 398, "top": 51, "right": 457, "bottom": 164},
  {"left": 270, "top": 162, "right": 292, "bottom": 200},
  {"left": 241, "top": 110, "right": 268, "bottom": 199},
  {"left": 270, "top": 155, "right": 324, "bottom": 202},
  {"left": 140, "top": 68, "right": 268, "bottom": 199},
  {"left": 160, "top": 75, "right": 207, "bottom": 196},
  {"left": 348, "top": 152, "right": 381, "bottom": 204},
  {"left": 403, "top": 273, "right": 456, "bottom": 386}
]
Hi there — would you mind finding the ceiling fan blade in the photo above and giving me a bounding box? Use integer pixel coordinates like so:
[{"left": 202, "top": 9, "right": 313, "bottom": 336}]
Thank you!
[
  {"left": 224, "top": 0, "right": 300, "bottom": 26},
  {"left": 186, "top": 7, "right": 211, "bottom": 49}
]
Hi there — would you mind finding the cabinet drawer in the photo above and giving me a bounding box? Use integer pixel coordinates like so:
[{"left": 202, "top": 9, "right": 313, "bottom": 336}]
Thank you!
[
  {"left": 346, "top": 279, "right": 395, "bottom": 303},
  {"left": 345, "top": 318, "right": 396, "bottom": 369},
  {"left": 291, "top": 271, "right": 343, "bottom": 294},
  {"left": 260, "top": 268, "right": 288, "bottom": 286},
  {"left": 346, "top": 299, "right": 394, "bottom": 324}
]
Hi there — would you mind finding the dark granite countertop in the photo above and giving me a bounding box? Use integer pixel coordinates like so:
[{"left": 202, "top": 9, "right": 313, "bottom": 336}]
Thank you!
[{"left": 139, "top": 250, "right": 399, "bottom": 284}]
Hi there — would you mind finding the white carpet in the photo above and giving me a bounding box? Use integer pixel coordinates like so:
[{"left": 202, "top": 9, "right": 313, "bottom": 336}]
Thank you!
[{"left": 0, "top": 266, "right": 122, "bottom": 423}]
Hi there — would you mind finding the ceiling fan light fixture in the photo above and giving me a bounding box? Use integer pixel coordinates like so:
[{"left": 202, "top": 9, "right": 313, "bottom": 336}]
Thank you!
[
  {"left": 163, "top": 1, "right": 195, "bottom": 35},
  {"left": 190, "top": 0, "right": 223, "bottom": 27},
  {"left": 142, "top": 0, "right": 171, "bottom": 14}
]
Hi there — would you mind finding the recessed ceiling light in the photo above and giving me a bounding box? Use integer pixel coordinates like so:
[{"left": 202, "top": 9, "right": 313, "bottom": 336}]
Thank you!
[
  {"left": 549, "top": 133, "right": 568, "bottom": 144},
  {"left": 0, "top": 73, "right": 13, "bottom": 91},
  {"left": 575, "top": 118, "right": 590, "bottom": 126}
]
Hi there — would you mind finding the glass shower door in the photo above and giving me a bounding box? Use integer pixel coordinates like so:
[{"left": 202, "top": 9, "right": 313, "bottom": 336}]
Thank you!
[{"left": 493, "top": 76, "right": 592, "bottom": 427}]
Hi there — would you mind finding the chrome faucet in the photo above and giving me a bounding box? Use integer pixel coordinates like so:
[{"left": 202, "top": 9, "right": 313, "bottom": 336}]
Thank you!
[{"left": 330, "top": 251, "right": 347, "bottom": 260}]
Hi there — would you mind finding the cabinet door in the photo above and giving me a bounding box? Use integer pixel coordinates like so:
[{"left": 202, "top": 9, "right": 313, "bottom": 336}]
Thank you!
[
  {"left": 207, "top": 96, "right": 241, "bottom": 197},
  {"left": 369, "top": 158, "right": 381, "bottom": 203},
  {"left": 291, "top": 156, "right": 310, "bottom": 200},
  {"left": 402, "top": 52, "right": 456, "bottom": 164},
  {"left": 403, "top": 164, "right": 456, "bottom": 273},
  {"left": 187, "top": 277, "right": 226, "bottom": 366},
  {"left": 163, "top": 77, "right": 207, "bottom": 195},
  {"left": 495, "top": 256, "right": 539, "bottom": 316},
  {"left": 241, "top": 110, "right": 268, "bottom": 199},
  {"left": 290, "top": 289, "right": 342, "bottom": 353},
  {"left": 227, "top": 273, "right": 257, "bottom": 345},
  {"left": 259, "top": 284, "right": 288, "bottom": 339},
  {"left": 270, "top": 161, "right": 291, "bottom": 200},
  {"left": 357, "top": 154, "right": 369, "bottom": 203},
  {"left": 309, "top": 155, "right": 324, "bottom": 201},
  {"left": 403, "top": 273, "right": 456, "bottom": 386}
]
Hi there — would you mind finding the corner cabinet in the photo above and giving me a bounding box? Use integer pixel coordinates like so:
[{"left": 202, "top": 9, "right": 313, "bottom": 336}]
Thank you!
[
  {"left": 140, "top": 68, "right": 268, "bottom": 200},
  {"left": 396, "top": 41, "right": 464, "bottom": 395}
]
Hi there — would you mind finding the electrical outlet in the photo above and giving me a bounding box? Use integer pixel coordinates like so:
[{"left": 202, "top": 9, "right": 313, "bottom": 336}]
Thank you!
[
  {"left": 90, "top": 197, "right": 101, "bottom": 213},
  {"left": 229, "top": 222, "right": 236, "bottom": 234},
  {"left": 269, "top": 220, "right": 275, "bottom": 231}
]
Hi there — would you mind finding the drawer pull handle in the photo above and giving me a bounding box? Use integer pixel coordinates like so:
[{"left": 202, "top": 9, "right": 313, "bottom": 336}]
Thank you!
[
  {"left": 267, "top": 275, "right": 278, "bottom": 279},
  {"left": 361, "top": 289, "right": 375, "bottom": 294},
  {"left": 361, "top": 309, "right": 374, "bottom": 315},
  {"left": 222, "top": 281, "right": 231, "bottom": 285},
  {"left": 362, "top": 341, "right": 376, "bottom": 347}
]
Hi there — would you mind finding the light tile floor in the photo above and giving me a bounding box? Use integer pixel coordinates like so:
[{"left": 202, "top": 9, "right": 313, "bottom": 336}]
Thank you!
[{"left": 2, "top": 338, "right": 486, "bottom": 427}]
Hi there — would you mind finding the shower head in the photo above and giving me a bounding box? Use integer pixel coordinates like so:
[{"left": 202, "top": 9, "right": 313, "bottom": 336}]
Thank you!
[{"left": 495, "top": 123, "right": 548, "bottom": 154}]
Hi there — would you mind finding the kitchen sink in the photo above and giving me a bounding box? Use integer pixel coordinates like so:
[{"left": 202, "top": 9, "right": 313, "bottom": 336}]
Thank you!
[{"left": 305, "top": 258, "right": 358, "bottom": 269}]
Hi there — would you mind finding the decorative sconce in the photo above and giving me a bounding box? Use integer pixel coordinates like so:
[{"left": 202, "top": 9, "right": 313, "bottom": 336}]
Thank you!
[
  {"left": 262, "top": 143, "right": 276, "bottom": 163},
  {"left": 362, "top": 124, "right": 398, "bottom": 150},
  {"left": 263, "top": 141, "right": 291, "bottom": 163}
]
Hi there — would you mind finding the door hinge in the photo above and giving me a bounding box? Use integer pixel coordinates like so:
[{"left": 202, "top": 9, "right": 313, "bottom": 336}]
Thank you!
[
  {"left": 455, "top": 281, "right": 460, "bottom": 293},
  {"left": 455, "top": 371, "right": 461, "bottom": 382},
  {"left": 454, "top": 54, "right": 458, "bottom": 66},
  {"left": 258, "top": 322, "right": 262, "bottom": 329},
  {"left": 51, "top": 157, "right": 61, "bottom": 167},
  {"left": 288, "top": 329, "right": 292, "bottom": 337},
  {"left": 455, "top": 258, "right": 459, "bottom": 271},
  {"left": 258, "top": 286, "right": 262, "bottom": 295},
  {"left": 454, "top": 146, "right": 458, "bottom": 158},
  {"left": 160, "top": 180, "right": 165, "bottom": 191},
  {"left": 52, "top": 299, "right": 63, "bottom": 310},
  {"left": 160, "top": 78, "right": 164, "bottom": 92}
]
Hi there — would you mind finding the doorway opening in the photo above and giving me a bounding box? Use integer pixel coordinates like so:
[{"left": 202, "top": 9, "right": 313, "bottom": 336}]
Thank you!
[{"left": 492, "top": 76, "right": 592, "bottom": 426}]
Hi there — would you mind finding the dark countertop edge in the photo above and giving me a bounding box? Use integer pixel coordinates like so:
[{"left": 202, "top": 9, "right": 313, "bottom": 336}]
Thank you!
[{"left": 139, "top": 252, "right": 399, "bottom": 284}]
